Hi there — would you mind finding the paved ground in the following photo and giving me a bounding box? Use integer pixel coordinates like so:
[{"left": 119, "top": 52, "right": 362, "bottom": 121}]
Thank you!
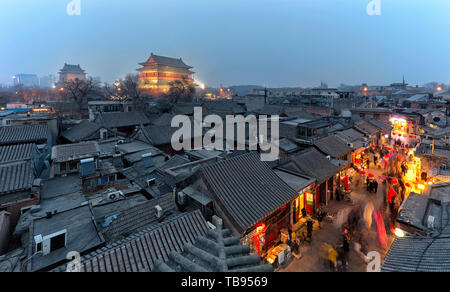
[{"left": 280, "top": 164, "right": 395, "bottom": 272}]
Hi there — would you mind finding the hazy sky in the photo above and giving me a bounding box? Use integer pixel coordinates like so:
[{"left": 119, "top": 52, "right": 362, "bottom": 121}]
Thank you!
[{"left": 0, "top": 0, "right": 449, "bottom": 88}]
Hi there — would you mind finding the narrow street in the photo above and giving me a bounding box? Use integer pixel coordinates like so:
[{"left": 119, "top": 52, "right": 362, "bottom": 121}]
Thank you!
[{"left": 281, "top": 163, "right": 395, "bottom": 272}]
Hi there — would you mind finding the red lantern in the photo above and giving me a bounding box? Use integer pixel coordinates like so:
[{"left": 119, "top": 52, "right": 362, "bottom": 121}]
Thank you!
[
  {"left": 405, "top": 183, "right": 411, "bottom": 188},
  {"left": 368, "top": 173, "right": 375, "bottom": 178},
  {"left": 391, "top": 179, "right": 398, "bottom": 185},
  {"left": 360, "top": 170, "right": 366, "bottom": 175}
]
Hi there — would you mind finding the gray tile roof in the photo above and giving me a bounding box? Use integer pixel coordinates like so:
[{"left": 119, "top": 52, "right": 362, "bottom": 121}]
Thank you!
[
  {"left": 171, "top": 103, "right": 199, "bottom": 115},
  {"left": 158, "top": 155, "right": 190, "bottom": 171},
  {"left": 201, "top": 152, "right": 297, "bottom": 234},
  {"left": 274, "top": 170, "right": 315, "bottom": 192},
  {"left": 396, "top": 193, "right": 429, "bottom": 232},
  {"left": 154, "top": 221, "right": 273, "bottom": 272},
  {"left": 382, "top": 183, "right": 450, "bottom": 272},
  {"left": 150, "top": 113, "right": 177, "bottom": 126},
  {"left": 314, "top": 135, "right": 352, "bottom": 158},
  {"left": 278, "top": 148, "right": 339, "bottom": 183},
  {"left": 353, "top": 120, "right": 380, "bottom": 136},
  {"left": 0, "top": 143, "right": 36, "bottom": 164},
  {"left": 76, "top": 210, "right": 208, "bottom": 272},
  {"left": 96, "top": 111, "right": 150, "bottom": 128},
  {"left": 0, "top": 161, "right": 35, "bottom": 194},
  {"left": 139, "top": 125, "right": 178, "bottom": 146},
  {"left": 51, "top": 141, "right": 100, "bottom": 162},
  {"left": 101, "top": 193, "right": 178, "bottom": 242},
  {"left": 335, "top": 128, "right": 366, "bottom": 148},
  {"left": 367, "top": 119, "right": 392, "bottom": 132},
  {"left": 203, "top": 100, "right": 246, "bottom": 116},
  {"left": 258, "top": 105, "right": 286, "bottom": 116},
  {"left": 382, "top": 236, "right": 450, "bottom": 272},
  {"left": 61, "top": 120, "right": 102, "bottom": 143},
  {"left": 59, "top": 63, "right": 86, "bottom": 74},
  {"left": 0, "top": 124, "right": 49, "bottom": 145},
  {"left": 277, "top": 138, "right": 300, "bottom": 153},
  {"left": 29, "top": 205, "right": 104, "bottom": 272},
  {"left": 143, "top": 53, "right": 193, "bottom": 69}
]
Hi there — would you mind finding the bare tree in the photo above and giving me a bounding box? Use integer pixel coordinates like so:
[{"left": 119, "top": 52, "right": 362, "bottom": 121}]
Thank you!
[
  {"left": 423, "top": 82, "right": 447, "bottom": 92},
  {"left": 62, "top": 77, "right": 101, "bottom": 110},
  {"left": 167, "top": 80, "right": 195, "bottom": 103},
  {"left": 105, "top": 74, "right": 146, "bottom": 109}
]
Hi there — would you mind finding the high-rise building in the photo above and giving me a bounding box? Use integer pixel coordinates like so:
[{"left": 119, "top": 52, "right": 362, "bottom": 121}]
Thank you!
[
  {"left": 12, "top": 74, "right": 39, "bottom": 87},
  {"left": 39, "top": 75, "right": 56, "bottom": 88},
  {"left": 137, "top": 53, "right": 194, "bottom": 95}
]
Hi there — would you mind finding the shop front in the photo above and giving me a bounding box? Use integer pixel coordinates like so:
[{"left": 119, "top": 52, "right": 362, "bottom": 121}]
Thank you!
[
  {"left": 292, "top": 183, "right": 315, "bottom": 224},
  {"left": 241, "top": 205, "right": 291, "bottom": 257}
]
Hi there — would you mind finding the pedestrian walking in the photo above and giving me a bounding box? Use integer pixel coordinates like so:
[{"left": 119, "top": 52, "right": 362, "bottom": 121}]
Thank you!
[{"left": 373, "top": 180, "right": 378, "bottom": 193}]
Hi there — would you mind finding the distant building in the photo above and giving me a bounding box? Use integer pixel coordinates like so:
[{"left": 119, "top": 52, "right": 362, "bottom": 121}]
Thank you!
[
  {"left": 12, "top": 74, "right": 39, "bottom": 87},
  {"left": 39, "top": 75, "right": 56, "bottom": 88},
  {"left": 434, "top": 90, "right": 450, "bottom": 101},
  {"left": 57, "top": 63, "right": 87, "bottom": 85},
  {"left": 137, "top": 53, "right": 195, "bottom": 95}
]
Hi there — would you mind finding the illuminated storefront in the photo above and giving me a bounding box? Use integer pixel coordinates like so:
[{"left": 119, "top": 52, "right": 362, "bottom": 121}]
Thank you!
[
  {"left": 242, "top": 206, "right": 290, "bottom": 257},
  {"left": 293, "top": 183, "right": 315, "bottom": 222}
]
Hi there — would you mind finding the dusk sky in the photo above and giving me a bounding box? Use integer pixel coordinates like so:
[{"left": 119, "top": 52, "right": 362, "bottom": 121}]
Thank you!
[{"left": 0, "top": 0, "right": 449, "bottom": 88}]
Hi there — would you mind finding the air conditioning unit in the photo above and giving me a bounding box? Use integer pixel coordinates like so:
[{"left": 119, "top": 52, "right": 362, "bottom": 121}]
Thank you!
[
  {"left": 34, "top": 234, "right": 43, "bottom": 253},
  {"left": 147, "top": 178, "right": 156, "bottom": 187},
  {"left": 106, "top": 190, "right": 123, "bottom": 201},
  {"left": 362, "top": 137, "right": 368, "bottom": 142},
  {"left": 155, "top": 205, "right": 163, "bottom": 220},
  {"left": 326, "top": 155, "right": 331, "bottom": 161},
  {"left": 35, "top": 229, "right": 68, "bottom": 256},
  {"left": 347, "top": 143, "right": 354, "bottom": 148}
]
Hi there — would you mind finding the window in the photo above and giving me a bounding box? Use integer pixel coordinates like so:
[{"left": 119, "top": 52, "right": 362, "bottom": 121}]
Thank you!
[
  {"left": 50, "top": 233, "right": 66, "bottom": 252},
  {"left": 69, "top": 161, "right": 78, "bottom": 171},
  {"left": 60, "top": 162, "right": 67, "bottom": 172}
]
